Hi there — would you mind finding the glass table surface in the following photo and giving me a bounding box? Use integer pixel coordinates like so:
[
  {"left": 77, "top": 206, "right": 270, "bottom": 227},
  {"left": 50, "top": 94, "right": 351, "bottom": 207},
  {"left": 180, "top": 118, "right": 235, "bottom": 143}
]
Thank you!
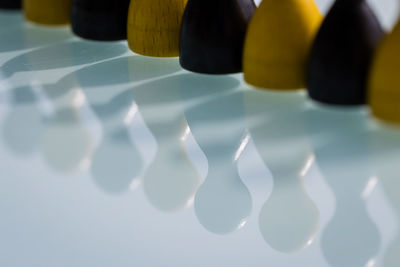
[{"left": 0, "top": 1, "right": 399, "bottom": 266}]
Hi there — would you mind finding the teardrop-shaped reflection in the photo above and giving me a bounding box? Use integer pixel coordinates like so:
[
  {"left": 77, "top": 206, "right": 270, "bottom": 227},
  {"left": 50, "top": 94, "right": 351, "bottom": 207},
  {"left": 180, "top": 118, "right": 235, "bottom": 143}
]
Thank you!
[
  {"left": 90, "top": 126, "right": 142, "bottom": 194},
  {"left": 128, "top": 80, "right": 197, "bottom": 212},
  {"left": 244, "top": 89, "right": 319, "bottom": 253},
  {"left": 307, "top": 106, "right": 380, "bottom": 267},
  {"left": 116, "top": 72, "right": 239, "bottom": 212},
  {"left": 42, "top": 89, "right": 94, "bottom": 174},
  {"left": 2, "top": 39, "right": 125, "bottom": 161},
  {"left": 142, "top": 124, "right": 199, "bottom": 212},
  {"left": 72, "top": 56, "right": 182, "bottom": 195},
  {"left": 1, "top": 85, "right": 43, "bottom": 156},
  {"left": 181, "top": 89, "right": 252, "bottom": 235},
  {"left": 194, "top": 161, "right": 252, "bottom": 235},
  {"left": 258, "top": 176, "right": 318, "bottom": 253},
  {"left": 369, "top": 125, "right": 400, "bottom": 267},
  {"left": 87, "top": 98, "right": 143, "bottom": 195}
]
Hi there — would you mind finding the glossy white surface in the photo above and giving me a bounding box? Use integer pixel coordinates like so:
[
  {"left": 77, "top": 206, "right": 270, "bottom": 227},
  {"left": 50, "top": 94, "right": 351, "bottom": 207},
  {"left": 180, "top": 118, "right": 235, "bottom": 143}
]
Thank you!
[{"left": 0, "top": 1, "right": 400, "bottom": 266}]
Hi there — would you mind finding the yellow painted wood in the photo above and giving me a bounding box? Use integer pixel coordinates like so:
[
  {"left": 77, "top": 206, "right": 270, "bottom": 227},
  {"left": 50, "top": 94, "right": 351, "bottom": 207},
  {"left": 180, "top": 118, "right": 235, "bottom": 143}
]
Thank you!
[
  {"left": 127, "top": 0, "right": 187, "bottom": 57},
  {"left": 243, "top": 0, "right": 322, "bottom": 90},
  {"left": 23, "top": 0, "right": 72, "bottom": 25},
  {"left": 369, "top": 21, "right": 400, "bottom": 125}
]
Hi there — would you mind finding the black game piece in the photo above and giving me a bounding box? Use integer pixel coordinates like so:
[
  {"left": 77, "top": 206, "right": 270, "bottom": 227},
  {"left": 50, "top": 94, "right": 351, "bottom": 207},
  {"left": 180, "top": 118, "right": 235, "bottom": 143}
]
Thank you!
[
  {"left": 307, "top": 0, "right": 384, "bottom": 106},
  {"left": 71, "top": 0, "right": 131, "bottom": 41},
  {"left": 0, "top": 0, "right": 21, "bottom": 9},
  {"left": 179, "top": 0, "right": 256, "bottom": 74}
]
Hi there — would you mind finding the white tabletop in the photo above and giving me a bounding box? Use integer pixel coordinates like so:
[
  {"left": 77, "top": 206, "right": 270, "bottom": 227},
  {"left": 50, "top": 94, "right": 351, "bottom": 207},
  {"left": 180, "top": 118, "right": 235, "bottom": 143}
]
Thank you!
[{"left": 0, "top": 1, "right": 399, "bottom": 266}]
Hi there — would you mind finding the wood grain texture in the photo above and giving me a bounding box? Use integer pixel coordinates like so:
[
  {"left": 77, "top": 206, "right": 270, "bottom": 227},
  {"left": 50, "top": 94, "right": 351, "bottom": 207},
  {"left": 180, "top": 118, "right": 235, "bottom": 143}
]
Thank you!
[
  {"left": 369, "top": 21, "right": 400, "bottom": 125},
  {"left": 71, "top": 0, "right": 131, "bottom": 41},
  {"left": 243, "top": 0, "right": 322, "bottom": 90},
  {"left": 0, "top": 0, "right": 21, "bottom": 9},
  {"left": 128, "top": 0, "right": 187, "bottom": 57},
  {"left": 180, "top": 0, "right": 255, "bottom": 74},
  {"left": 307, "top": 0, "right": 383, "bottom": 105},
  {"left": 23, "top": 0, "right": 72, "bottom": 25}
]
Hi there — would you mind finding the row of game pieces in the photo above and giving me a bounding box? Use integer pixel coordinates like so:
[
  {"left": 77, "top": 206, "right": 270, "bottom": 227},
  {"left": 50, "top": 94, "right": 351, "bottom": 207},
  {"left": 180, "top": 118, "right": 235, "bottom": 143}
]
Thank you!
[{"left": 0, "top": 0, "right": 399, "bottom": 126}]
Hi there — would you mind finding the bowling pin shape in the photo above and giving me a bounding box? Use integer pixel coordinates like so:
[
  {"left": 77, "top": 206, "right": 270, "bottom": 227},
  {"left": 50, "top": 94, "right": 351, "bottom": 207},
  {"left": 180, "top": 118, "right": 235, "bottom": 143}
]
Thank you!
[
  {"left": 89, "top": 99, "right": 143, "bottom": 195},
  {"left": 182, "top": 91, "right": 252, "bottom": 234},
  {"left": 71, "top": 0, "right": 131, "bottom": 41},
  {"left": 128, "top": 0, "right": 187, "bottom": 57},
  {"left": 1, "top": 86, "right": 43, "bottom": 157},
  {"left": 42, "top": 89, "right": 95, "bottom": 174},
  {"left": 135, "top": 72, "right": 238, "bottom": 212},
  {"left": 370, "top": 127, "right": 400, "bottom": 267},
  {"left": 124, "top": 73, "right": 206, "bottom": 212},
  {"left": 0, "top": 0, "right": 21, "bottom": 9},
  {"left": 71, "top": 56, "right": 182, "bottom": 194},
  {"left": 369, "top": 20, "right": 400, "bottom": 125},
  {"left": 307, "top": 0, "right": 383, "bottom": 105},
  {"left": 24, "top": 0, "right": 72, "bottom": 25},
  {"left": 243, "top": 0, "right": 321, "bottom": 90},
  {"left": 180, "top": 0, "right": 256, "bottom": 74},
  {"left": 245, "top": 90, "right": 319, "bottom": 252},
  {"left": 91, "top": 110, "right": 143, "bottom": 195},
  {"left": 307, "top": 107, "right": 380, "bottom": 267}
]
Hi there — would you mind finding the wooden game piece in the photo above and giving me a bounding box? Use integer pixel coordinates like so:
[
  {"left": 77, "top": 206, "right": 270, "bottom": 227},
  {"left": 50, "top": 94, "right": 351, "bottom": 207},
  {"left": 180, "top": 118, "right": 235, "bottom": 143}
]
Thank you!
[
  {"left": 179, "top": 0, "right": 255, "bottom": 74},
  {"left": 71, "top": 0, "right": 131, "bottom": 41},
  {"left": 243, "top": 0, "right": 322, "bottom": 89},
  {"left": 307, "top": 0, "right": 383, "bottom": 105},
  {"left": 127, "top": 0, "right": 187, "bottom": 57},
  {"left": 23, "top": 0, "right": 72, "bottom": 25},
  {"left": 368, "top": 20, "right": 400, "bottom": 125},
  {"left": 0, "top": 0, "right": 21, "bottom": 9}
]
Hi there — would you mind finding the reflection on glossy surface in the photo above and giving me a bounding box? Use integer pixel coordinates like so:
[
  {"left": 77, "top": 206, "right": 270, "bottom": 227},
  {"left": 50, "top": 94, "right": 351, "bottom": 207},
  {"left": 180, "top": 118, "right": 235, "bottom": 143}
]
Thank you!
[
  {"left": 42, "top": 88, "right": 94, "bottom": 173},
  {"left": 90, "top": 110, "right": 142, "bottom": 194},
  {"left": 72, "top": 56, "right": 182, "bottom": 194},
  {"left": 0, "top": 13, "right": 71, "bottom": 54},
  {"left": 182, "top": 87, "right": 252, "bottom": 235},
  {"left": 107, "top": 71, "right": 240, "bottom": 212},
  {"left": 1, "top": 39, "right": 127, "bottom": 79},
  {"left": 29, "top": 55, "right": 183, "bottom": 110},
  {"left": 3, "top": 39, "right": 127, "bottom": 173},
  {"left": 307, "top": 106, "right": 380, "bottom": 267},
  {"left": 245, "top": 90, "right": 319, "bottom": 253},
  {"left": 1, "top": 4, "right": 400, "bottom": 266},
  {"left": 126, "top": 73, "right": 202, "bottom": 212},
  {"left": 1, "top": 85, "right": 43, "bottom": 156},
  {"left": 76, "top": 56, "right": 182, "bottom": 88},
  {"left": 129, "top": 73, "right": 239, "bottom": 212},
  {"left": 370, "top": 125, "right": 400, "bottom": 267}
]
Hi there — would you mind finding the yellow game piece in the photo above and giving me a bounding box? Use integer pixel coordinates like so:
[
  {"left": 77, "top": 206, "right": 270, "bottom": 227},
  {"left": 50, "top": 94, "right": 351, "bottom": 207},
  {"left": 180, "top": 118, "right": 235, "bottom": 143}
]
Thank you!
[
  {"left": 369, "top": 21, "right": 400, "bottom": 125},
  {"left": 23, "top": 0, "right": 72, "bottom": 25},
  {"left": 127, "top": 0, "right": 187, "bottom": 57},
  {"left": 243, "top": 0, "right": 322, "bottom": 90}
]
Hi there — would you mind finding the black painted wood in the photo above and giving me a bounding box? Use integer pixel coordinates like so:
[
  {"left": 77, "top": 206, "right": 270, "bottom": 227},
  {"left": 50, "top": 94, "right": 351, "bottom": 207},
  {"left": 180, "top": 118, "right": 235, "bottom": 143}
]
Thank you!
[
  {"left": 180, "top": 0, "right": 255, "bottom": 74},
  {"left": 71, "top": 0, "right": 131, "bottom": 41},
  {"left": 0, "top": 0, "right": 21, "bottom": 9},
  {"left": 307, "top": 0, "right": 384, "bottom": 106}
]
